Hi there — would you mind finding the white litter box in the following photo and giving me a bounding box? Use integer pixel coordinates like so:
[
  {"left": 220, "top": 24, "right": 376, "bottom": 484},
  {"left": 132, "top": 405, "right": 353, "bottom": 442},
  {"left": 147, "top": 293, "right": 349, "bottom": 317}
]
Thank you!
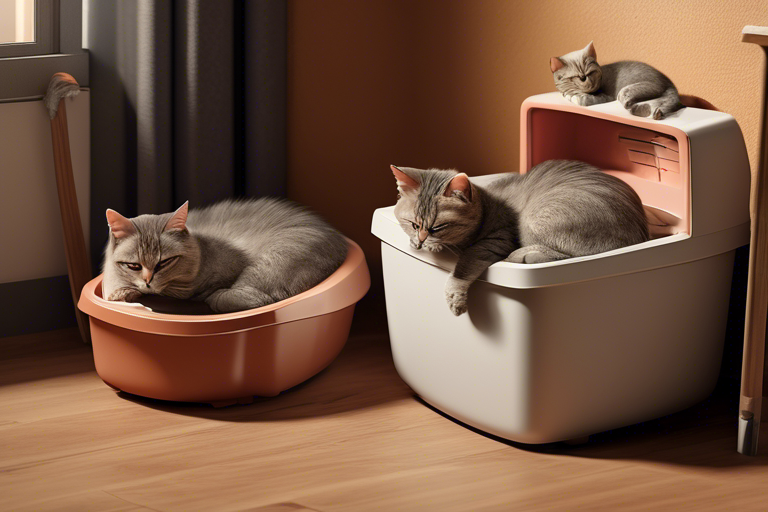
[{"left": 371, "top": 92, "right": 751, "bottom": 444}]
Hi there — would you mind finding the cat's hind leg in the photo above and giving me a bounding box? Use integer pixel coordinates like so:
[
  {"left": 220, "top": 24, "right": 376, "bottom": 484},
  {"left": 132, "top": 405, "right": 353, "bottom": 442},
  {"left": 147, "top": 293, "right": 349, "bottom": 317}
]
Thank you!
[
  {"left": 617, "top": 81, "right": 666, "bottom": 115},
  {"left": 205, "top": 286, "right": 275, "bottom": 313},
  {"left": 628, "top": 101, "right": 653, "bottom": 118},
  {"left": 506, "top": 245, "right": 570, "bottom": 264},
  {"left": 204, "top": 262, "right": 284, "bottom": 313},
  {"left": 639, "top": 88, "right": 684, "bottom": 119}
]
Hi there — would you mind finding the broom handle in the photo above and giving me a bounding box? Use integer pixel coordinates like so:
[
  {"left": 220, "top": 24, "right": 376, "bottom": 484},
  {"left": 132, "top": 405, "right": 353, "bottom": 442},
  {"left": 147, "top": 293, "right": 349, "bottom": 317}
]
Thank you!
[
  {"left": 739, "top": 25, "right": 768, "bottom": 456},
  {"left": 50, "top": 88, "right": 92, "bottom": 344}
]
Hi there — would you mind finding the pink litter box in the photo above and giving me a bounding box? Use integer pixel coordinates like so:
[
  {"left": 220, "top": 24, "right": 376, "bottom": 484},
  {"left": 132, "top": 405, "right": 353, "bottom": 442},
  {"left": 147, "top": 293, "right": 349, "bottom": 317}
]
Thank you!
[
  {"left": 371, "top": 93, "right": 751, "bottom": 443},
  {"left": 78, "top": 239, "right": 370, "bottom": 407}
]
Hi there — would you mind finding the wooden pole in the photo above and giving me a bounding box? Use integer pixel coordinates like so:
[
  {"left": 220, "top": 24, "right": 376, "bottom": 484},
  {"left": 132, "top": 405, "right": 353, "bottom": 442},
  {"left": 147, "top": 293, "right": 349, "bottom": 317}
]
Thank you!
[
  {"left": 739, "top": 26, "right": 768, "bottom": 456},
  {"left": 46, "top": 73, "right": 92, "bottom": 344}
]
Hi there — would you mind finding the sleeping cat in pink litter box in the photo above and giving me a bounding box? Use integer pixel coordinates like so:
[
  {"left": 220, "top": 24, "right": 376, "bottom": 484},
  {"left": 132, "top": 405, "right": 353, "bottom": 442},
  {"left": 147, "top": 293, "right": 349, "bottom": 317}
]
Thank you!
[{"left": 102, "top": 198, "right": 347, "bottom": 314}]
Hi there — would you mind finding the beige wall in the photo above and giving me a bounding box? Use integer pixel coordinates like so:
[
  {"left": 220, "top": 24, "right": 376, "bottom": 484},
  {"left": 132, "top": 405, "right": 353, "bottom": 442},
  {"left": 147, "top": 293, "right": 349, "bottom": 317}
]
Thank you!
[
  {"left": 288, "top": 0, "right": 768, "bottom": 313},
  {"left": 0, "top": 92, "right": 90, "bottom": 283}
]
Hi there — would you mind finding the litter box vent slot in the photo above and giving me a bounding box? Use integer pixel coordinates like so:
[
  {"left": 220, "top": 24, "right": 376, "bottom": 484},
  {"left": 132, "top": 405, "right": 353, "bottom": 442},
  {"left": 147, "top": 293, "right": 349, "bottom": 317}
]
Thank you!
[{"left": 619, "top": 131, "right": 681, "bottom": 187}]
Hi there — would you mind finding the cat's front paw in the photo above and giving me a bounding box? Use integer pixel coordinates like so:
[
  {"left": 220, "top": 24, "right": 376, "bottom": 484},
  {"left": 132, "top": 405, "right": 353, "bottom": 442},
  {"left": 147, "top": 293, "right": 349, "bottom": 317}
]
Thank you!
[
  {"left": 445, "top": 275, "right": 470, "bottom": 316},
  {"left": 107, "top": 288, "right": 142, "bottom": 302},
  {"left": 569, "top": 94, "right": 590, "bottom": 106}
]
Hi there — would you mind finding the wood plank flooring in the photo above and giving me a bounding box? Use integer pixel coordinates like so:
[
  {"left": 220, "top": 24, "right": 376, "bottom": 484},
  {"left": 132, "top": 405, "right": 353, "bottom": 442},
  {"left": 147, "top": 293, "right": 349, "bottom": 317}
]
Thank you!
[{"left": 2, "top": 327, "right": 767, "bottom": 511}]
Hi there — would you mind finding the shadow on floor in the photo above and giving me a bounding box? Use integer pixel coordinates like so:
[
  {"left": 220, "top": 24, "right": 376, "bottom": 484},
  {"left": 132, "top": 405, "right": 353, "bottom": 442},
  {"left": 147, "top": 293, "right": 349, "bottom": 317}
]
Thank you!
[
  {"left": 113, "top": 333, "right": 413, "bottom": 421},
  {"left": 416, "top": 390, "right": 768, "bottom": 469},
  {"left": 0, "top": 328, "right": 95, "bottom": 387}
]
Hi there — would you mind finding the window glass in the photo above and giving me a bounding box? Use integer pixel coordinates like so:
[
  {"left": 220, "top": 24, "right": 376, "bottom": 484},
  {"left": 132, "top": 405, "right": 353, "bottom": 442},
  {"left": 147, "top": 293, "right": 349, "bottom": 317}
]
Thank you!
[{"left": 0, "top": 0, "right": 35, "bottom": 44}]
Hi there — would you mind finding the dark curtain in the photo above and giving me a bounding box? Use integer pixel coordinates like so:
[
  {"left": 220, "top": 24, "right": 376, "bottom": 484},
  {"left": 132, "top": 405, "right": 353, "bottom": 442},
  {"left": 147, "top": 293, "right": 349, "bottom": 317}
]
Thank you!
[{"left": 87, "top": 0, "right": 286, "bottom": 273}]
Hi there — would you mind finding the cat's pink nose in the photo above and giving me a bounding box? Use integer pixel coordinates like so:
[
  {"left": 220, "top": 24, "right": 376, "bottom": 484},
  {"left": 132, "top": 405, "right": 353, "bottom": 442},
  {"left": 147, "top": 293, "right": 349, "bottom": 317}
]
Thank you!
[
  {"left": 418, "top": 229, "right": 429, "bottom": 243},
  {"left": 142, "top": 268, "right": 154, "bottom": 285}
]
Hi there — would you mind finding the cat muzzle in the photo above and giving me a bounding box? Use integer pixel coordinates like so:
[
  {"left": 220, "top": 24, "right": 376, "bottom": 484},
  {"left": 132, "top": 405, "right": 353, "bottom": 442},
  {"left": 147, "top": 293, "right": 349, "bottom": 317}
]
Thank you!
[
  {"left": 412, "top": 229, "right": 430, "bottom": 250},
  {"left": 142, "top": 269, "right": 154, "bottom": 285}
]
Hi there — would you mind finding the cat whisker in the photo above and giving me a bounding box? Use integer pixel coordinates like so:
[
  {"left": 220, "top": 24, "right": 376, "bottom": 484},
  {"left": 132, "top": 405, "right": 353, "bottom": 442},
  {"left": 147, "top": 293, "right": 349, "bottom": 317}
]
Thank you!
[{"left": 441, "top": 244, "right": 461, "bottom": 257}]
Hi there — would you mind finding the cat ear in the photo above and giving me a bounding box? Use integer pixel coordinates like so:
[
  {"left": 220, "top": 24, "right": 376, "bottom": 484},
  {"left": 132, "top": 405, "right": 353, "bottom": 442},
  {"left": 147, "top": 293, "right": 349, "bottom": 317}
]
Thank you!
[
  {"left": 105, "top": 209, "right": 136, "bottom": 239},
  {"left": 444, "top": 173, "right": 472, "bottom": 202},
  {"left": 164, "top": 201, "right": 189, "bottom": 232},
  {"left": 391, "top": 165, "right": 420, "bottom": 194},
  {"left": 550, "top": 57, "right": 565, "bottom": 73},
  {"left": 584, "top": 41, "right": 596, "bottom": 60}
]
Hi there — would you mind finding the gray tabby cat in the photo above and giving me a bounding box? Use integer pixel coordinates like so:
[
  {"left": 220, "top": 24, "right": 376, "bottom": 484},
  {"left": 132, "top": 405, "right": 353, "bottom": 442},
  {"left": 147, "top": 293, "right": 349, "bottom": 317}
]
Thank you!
[
  {"left": 391, "top": 160, "right": 649, "bottom": 316},
  {"left": 102, "top": 198, "right": 348, "bottom": 313},
  {"left": 551, "top": 41, "right": 682, "bottom": 120}
]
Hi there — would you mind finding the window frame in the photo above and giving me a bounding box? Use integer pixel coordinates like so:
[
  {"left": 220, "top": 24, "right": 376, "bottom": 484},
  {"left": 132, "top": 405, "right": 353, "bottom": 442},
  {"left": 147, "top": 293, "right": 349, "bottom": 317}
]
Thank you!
[
  {"left": 0, "top": 0, "right": 56, "bottom": 59},
  {"left": 0, "top": 0, "right": 87, "bottom": 102}
]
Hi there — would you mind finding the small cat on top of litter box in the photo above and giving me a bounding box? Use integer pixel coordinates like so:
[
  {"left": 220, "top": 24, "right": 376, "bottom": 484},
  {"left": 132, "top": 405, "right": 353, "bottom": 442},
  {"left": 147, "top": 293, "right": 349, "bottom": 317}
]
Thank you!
[
  {"left": 550, "top": 41, "right": 682, "bottom": 120},
  {"left": 102, "top": 198, "right": 347, "bottom": 313},
  {"left": 391, "top": 160, "right": 649, "bottom": 316}
]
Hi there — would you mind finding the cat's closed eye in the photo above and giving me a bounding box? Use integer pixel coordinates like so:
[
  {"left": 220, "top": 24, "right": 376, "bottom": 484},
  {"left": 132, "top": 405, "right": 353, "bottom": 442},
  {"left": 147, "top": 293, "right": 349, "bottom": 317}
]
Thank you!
[
  {"left": 428, "top": 223, "right": 449, "bottom": 235},
  {"left": 121, "top": 262, "right": 142, "bottom": 271},
  {"left": 155, "top": 256, "right": 178, "bottom": 271}
]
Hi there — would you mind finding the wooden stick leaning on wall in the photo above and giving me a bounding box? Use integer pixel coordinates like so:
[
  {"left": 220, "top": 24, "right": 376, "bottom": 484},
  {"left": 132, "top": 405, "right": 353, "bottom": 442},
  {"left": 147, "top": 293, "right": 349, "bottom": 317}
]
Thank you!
[
  {"left": 739, "top": 26, "right": 768, "bottom": 456},
  {"left": 44, "top": 73, "right": 92, "bottom": 344}
]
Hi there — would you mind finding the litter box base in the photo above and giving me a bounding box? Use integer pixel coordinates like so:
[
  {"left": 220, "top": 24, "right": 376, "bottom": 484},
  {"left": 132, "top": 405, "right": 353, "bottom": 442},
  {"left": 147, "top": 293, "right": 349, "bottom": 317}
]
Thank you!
[
  {"left": 383, "top": 242, "right": 735, "bottom": 444},
  {"left": 562, "top": 436, "right": 591, "bottom": 446},
  {"left": 89, "top": 304, "right": 356, "bottom": 405},
  {"left": 102, "top": 379, "right": 262, "bottom": 408},
  {"left": 209, "top": 396, "right": 256, "bottom": 408}
]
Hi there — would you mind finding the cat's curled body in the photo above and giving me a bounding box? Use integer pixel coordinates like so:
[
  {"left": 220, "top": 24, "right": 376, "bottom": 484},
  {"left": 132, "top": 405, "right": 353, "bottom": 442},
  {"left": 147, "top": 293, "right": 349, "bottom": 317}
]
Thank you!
[
  {"left": 102, "top": 198, "right": 348, "bottom": 313},
  {"left": 391, "top": 160, "right": 649, "bottom": 316},
  {"left": 551, "top": 41, "right": 682, "bottom": 120}
]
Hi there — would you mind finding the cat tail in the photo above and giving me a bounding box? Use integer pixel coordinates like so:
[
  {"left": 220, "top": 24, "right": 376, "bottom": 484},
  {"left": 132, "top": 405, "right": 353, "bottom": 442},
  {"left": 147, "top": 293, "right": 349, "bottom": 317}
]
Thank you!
[{"left": 635, "top": 88, "right": 683, "bottom": 120}]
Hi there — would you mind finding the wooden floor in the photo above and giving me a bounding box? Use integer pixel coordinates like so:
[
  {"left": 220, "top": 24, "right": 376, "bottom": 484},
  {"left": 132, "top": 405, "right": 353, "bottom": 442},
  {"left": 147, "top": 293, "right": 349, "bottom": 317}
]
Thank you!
[{"left": 2, "top": 327, "right": 767, "bottom": 512}]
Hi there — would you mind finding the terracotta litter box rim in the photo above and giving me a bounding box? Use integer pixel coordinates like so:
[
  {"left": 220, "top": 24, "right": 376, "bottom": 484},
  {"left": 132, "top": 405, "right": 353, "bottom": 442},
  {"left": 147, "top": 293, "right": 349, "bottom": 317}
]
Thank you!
[{"left": 78, "top": 239, "right": 370, "bottom": 337}]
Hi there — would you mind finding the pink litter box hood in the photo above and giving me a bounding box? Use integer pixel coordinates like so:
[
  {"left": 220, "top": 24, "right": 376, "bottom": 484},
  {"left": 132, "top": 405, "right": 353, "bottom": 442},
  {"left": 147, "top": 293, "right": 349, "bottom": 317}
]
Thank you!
[
  {"left": 520, "top": 92, "right": 750, "bottom": 239},
  {"left": 78, "top": 239, "right": 370, "bottom": 407}
]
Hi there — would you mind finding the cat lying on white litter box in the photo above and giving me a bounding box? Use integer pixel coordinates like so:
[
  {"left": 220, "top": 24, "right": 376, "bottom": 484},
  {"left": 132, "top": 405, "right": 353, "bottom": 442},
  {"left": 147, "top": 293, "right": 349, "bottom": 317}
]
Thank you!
[{"left": 390, "top": 160, "right": 649, "bottom": 316}]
